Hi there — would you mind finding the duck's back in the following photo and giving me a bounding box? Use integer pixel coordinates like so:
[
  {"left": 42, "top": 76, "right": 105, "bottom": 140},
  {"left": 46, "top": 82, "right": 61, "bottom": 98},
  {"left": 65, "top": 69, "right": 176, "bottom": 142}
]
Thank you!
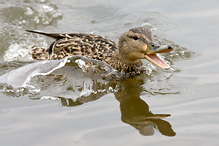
[{"left": 28, "top": 30, "right": 118, "bottom": 61}]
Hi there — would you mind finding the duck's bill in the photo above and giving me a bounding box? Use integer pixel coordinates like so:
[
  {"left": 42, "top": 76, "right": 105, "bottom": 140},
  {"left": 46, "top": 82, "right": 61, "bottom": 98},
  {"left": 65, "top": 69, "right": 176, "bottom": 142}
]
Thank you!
[
  {"left": 145, "top": 114, "right": 171, "bottom": 120},
  {"left": 144, "top": 54, "right": 170, "bottom": 69},
  {"left": 145, "top": 45, "right": 173, "bottom": 69}
]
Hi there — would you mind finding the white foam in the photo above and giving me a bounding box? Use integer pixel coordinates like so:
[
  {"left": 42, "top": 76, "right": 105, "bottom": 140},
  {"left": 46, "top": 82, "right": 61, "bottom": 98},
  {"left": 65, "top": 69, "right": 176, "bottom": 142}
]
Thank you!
[{"left": 4, "top": 43, "right": 32, "bottom": 61}]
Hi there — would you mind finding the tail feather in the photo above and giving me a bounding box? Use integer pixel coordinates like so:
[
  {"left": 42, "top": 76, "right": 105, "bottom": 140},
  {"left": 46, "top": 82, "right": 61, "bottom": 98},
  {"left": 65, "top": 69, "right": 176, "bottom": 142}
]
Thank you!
[{"left": 26, "top": 30, "right": 63, "bottom": 40}]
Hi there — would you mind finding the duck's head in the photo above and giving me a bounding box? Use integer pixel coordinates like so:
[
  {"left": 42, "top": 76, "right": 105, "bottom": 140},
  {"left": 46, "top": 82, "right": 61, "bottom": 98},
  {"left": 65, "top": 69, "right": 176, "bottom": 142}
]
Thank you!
[{"left": 118, "top": 27, "right": 173, "bottom": 69}]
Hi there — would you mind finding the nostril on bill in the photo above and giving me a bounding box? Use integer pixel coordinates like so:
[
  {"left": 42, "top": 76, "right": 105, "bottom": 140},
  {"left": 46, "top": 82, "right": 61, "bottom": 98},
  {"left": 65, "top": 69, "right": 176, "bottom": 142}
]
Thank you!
[{"left": 168, "top": 45, "right": 173, "bottom": 49}]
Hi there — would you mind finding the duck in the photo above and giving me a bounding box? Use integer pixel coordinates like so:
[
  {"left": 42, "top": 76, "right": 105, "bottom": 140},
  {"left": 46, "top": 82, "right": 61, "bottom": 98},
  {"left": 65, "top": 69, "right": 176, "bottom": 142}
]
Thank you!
[{"left": 26, "top": 27, "right": 173, "bottom": 75}]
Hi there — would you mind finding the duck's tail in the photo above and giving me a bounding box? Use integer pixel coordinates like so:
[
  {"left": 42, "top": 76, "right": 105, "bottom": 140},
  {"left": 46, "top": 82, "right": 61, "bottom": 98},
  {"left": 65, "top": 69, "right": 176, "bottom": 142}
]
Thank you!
[{"left": 26, "top": 30, "right": 63, "bottom": 40}]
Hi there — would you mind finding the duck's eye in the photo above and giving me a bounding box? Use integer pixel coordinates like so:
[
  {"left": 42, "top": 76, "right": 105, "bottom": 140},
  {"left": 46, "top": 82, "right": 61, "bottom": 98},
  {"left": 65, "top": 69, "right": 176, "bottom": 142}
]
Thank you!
[{"left": 133, "top": 35, "right": 139, "bottom": 40}]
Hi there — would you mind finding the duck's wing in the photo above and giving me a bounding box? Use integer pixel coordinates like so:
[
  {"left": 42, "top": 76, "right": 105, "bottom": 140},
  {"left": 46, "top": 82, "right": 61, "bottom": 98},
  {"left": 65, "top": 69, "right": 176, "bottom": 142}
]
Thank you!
[
  {"left": 27, "top": 30, "right": 118, "bottom": 60},
  {"left": 49, "top": 36, "right": 117, "bottom": 60}
]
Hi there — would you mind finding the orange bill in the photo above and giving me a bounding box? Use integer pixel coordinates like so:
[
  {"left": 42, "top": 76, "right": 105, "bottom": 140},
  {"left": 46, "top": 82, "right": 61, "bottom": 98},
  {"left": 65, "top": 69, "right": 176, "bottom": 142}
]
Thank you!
[
  {"left": 144, "top": 54, "right": 169, "bottom": 69},
  {"left": 145, "top": 45, "right": 173, "bottom": 69}
]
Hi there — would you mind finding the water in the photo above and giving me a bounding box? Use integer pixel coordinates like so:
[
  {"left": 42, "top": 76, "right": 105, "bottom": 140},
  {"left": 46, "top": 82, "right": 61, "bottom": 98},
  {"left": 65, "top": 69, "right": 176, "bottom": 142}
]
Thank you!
[{"left": 0, "top": 0, "right": 219, "bottom": 146}]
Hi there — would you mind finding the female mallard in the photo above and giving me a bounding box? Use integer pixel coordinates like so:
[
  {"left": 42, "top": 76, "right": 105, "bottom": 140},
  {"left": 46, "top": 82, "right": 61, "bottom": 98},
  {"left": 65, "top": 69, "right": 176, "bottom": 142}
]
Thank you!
[{"left": 27, "top": 27, "right": 173, "bottom": 74}]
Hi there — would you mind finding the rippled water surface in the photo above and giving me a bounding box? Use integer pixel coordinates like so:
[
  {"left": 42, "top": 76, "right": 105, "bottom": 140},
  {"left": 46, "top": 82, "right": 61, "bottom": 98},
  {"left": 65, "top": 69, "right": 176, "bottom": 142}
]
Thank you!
[{"left": 0, "top": 0, "right": 219, "bottom": 146}]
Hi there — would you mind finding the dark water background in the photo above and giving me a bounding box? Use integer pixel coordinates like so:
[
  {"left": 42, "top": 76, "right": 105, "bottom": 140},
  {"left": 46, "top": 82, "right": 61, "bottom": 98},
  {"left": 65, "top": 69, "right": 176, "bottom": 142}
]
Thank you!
[{"left": 0, "top": 0, "right": 219, "bottom": 145}]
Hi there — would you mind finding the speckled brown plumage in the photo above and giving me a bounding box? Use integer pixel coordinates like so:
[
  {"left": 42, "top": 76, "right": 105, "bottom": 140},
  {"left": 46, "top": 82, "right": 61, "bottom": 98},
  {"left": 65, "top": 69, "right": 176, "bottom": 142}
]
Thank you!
[{"left": 27, "top": 27, "right": 173, "bottom": 74}]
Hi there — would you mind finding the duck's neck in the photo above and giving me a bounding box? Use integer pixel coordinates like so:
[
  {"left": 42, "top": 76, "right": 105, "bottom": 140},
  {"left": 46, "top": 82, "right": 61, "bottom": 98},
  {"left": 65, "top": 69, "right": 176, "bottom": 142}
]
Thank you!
[{"left": 107, "top": 51, "right": 143, "bottom": 73}]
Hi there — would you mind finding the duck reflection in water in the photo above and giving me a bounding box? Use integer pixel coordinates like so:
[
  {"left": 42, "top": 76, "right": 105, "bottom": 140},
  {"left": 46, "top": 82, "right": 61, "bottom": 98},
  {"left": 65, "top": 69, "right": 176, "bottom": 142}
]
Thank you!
[
  {"left": 115, "top": 79, "right": 175, "bottom": 136},
  {"left": 57, "top": 78, "right": 175, "bottom": 137}
]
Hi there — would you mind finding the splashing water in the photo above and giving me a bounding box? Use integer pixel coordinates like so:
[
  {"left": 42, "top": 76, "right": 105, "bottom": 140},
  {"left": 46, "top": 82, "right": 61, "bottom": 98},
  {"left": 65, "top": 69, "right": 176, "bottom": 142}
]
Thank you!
[
  {"left": 3, "top": 39, "right": 48, "bottom": 61},
  {"left": 0, "top": 56, "right": 122, "bottom": 97},
  {"left": 0, "top": 0, "right": 63, "bottom": 63}
]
